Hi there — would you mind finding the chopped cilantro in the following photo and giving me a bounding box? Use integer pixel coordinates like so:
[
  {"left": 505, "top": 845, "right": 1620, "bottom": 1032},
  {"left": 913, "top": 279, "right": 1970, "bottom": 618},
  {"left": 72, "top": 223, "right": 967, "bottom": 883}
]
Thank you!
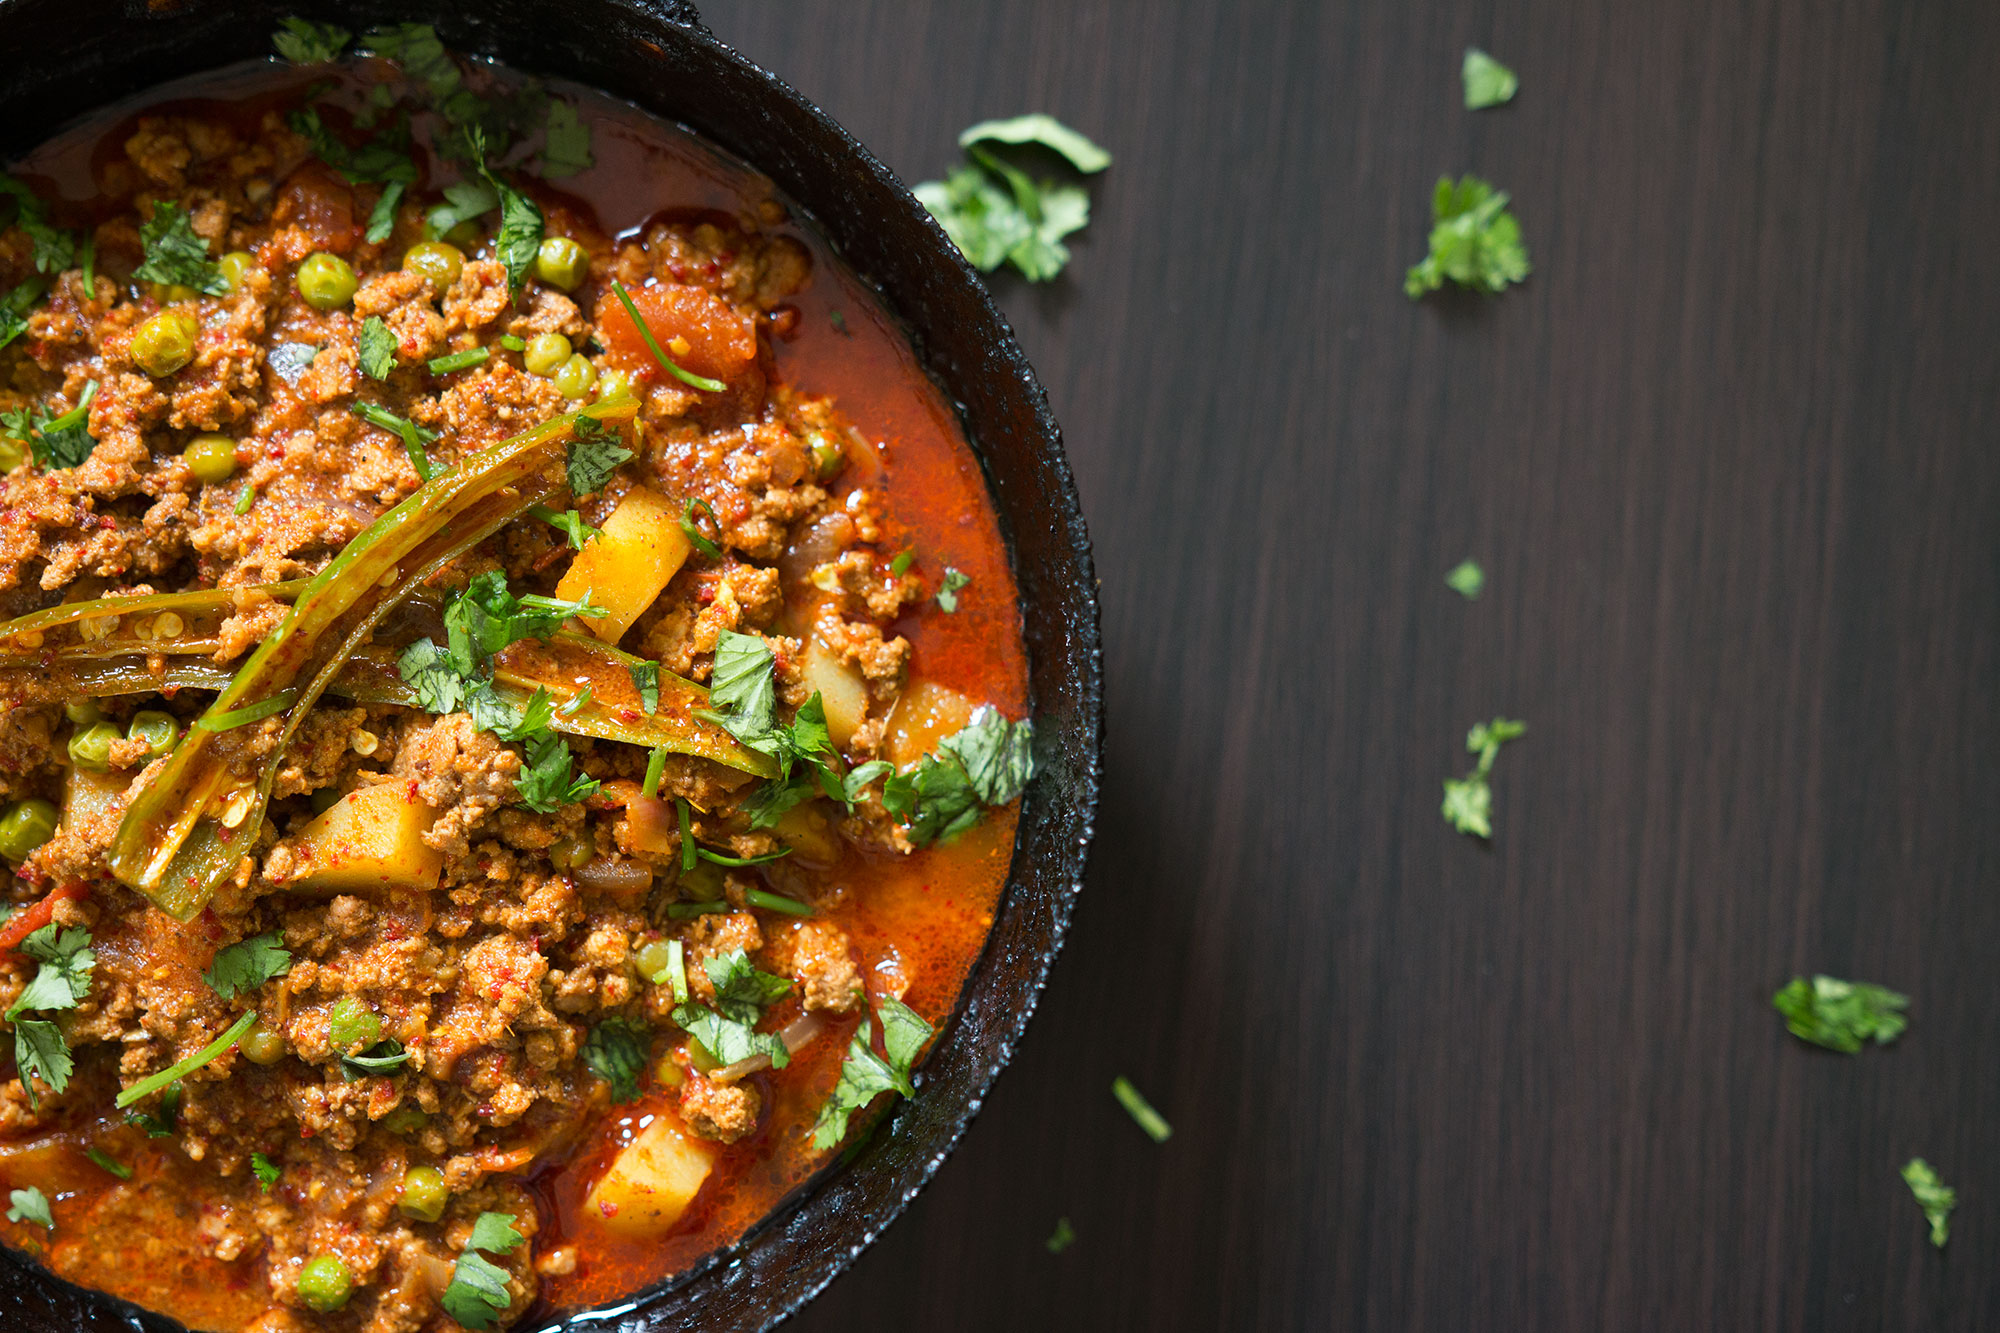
[
  {"left": 357, "top": 315, "right": 397, "bottom": 380},
  {"left": 428, "top": 345, "right": 489, "bottom": 375},
  {"left": 1112, "top": 1075, "right": 1173, "bottom": 1142},
  {"left": 705, "top": 630, "right": 778, "bottom": 738},
  {"left": 125, "top": 1083, "right": 180, "bottom": 1138},
  {"left": 1405, "top": 174, "right": 1530, "bottom": 299},
  {"left": 6, "top": 925, "right": 95, "bottom": 1106},
  {"left": 363, "top": 24, "right": 479, "bottom": 127},
  {"left": 564, "top": 420, "right": 633, "bottom": 496},
  {"left": 811, "top": 995, "right": 932, "bottom": 1149},
  {"left": 202, "top": 932, "right": 292, "bottom": 1001},
  {"left": 366, "top": 179, "right": 405, "bottom": 244},
  {"left": 581, "top": 1018, "right": 648, "bottom": 1103},
  {"left": 133, "top": 199, "right": 227, "bottom": 296},
  {"left": 443, "top": 571, "right": 604, "bottom": 676},
  {"left": 627, "top": 660, "right": 660, "bottom": 713},
  {"left": 85, "top": 1147, "right": 131, "bottom": 1179},
  {"left": 672, "top": 1002, "right": 789, "bottom": 1070},
  {"left": 890, "top": 549, "right": 914, "bottom": 576},
  {"left": 958, "top": 114, "right": 1112, "bottom": 172},
  {"left": 936, "top": 567, "right": 971, "bottom": 613},
  {"left": 234, "top": 483, "right": 257, "bottom": 515},
  {"left": 528, "top": 503, "right": 599, "bottom": 550},
  {"left": 1441, "top": 717, "right": 1525, "bottom": 839},
  {"left": 540, "top": 100, "right": 594, "bottom": 178},
  {"left": 1445, "top": 558, "right": 1485, "bottom": 600},
  {"left": 6, "top": 1186, "right": 52, "bottom": 1230},
  {"left": 426, "top": 176, "right": 500, "bottom": 240},
  {"left": 338, "top": 1038, "right": 410, "bottom": 1081},
  {"left": 0, "top": 281, "right": 43, "bottom": 352},
  {"left": 1771, "top": 975, "right": 1908, "bottom": 1053},
  {"left": 0, "top": 176, "right": 75, "bottom": 276},
  {"left": 514, "top": 730, "right": 598, "bottom": 812},
  {"left": 1046, "top": 1216, "right": 1076, "bottom": 1253},
  {"left": 679, "top": 496, "right": 723, "bottom": 558},
  {"left": 1462, "top": 48, "right": 1519, "bottom": 109},
  {"left": 704, "top": 949, "right": 793, "bottom": 1022},
  {"left": 11, "top": 1020, "right": 70, "bottom": 1108},
  {"left": 250, "top": 1151, "right": 280, "bottom": 1192},
  {"left": 3, "top": 380, "right": 99, "bottom": 471},
  {"left": 439, "top": 1211, "right": 525, "bottom": 1330},
  {"left": 476, "top": 151, "right": 543, "bottom": 295},
  {"left": 883, "top": 707, "right": 1035, "bottom": 846},
  {"left": 272, "top": 17, "right": 350, "bottom": 64},
  {"left": 1901, "top": 1158, "right": 1955, "bottom": 1248}
]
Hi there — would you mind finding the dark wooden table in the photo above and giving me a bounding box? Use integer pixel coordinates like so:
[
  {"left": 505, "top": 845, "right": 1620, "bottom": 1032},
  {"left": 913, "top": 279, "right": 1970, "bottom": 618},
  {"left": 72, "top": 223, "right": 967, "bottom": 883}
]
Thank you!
[{"left": 704, "top": 2, "right": 1999, "bottom": 1328}]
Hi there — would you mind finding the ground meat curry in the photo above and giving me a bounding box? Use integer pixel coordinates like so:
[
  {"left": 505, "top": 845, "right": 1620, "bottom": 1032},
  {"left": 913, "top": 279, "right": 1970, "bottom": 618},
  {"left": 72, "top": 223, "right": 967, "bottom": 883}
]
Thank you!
[{"left": 0, "top": 24, "right": 1030, "bottom": 1332}]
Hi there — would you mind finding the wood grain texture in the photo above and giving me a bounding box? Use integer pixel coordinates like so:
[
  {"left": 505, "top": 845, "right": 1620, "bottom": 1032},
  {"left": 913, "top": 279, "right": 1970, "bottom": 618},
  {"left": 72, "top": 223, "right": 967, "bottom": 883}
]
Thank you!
[{"left": 699, "top": 1, "right": 2000, "bottom": 1328}]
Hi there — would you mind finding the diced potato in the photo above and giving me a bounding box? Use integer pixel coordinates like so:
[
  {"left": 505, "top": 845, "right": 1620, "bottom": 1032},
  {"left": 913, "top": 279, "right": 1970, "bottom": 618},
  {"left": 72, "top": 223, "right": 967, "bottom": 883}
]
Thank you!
[
  {"left": 624, "top": 795, "right": 680, "bottom": 858},
  {"left": 585, "top": 1115, "right": 715, "bottom": 1237},
  {"left": 286, "top": 784, "right": 443, "bottom": 892},
  {"left": 883, "top": 679, "right": 976, "bottom": 769},
  {"left": 801, "top": 638, "right": 869, "bottom": 748},
  {"left": 554, "top": 486, "right": 692, "bottom": 644}
]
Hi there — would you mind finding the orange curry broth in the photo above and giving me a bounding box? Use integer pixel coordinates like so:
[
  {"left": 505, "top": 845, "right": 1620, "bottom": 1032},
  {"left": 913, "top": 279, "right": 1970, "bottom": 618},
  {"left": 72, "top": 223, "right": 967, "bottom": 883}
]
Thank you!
[{"left": 0, "top": 60, "right": 1027, "bottom": 1324}]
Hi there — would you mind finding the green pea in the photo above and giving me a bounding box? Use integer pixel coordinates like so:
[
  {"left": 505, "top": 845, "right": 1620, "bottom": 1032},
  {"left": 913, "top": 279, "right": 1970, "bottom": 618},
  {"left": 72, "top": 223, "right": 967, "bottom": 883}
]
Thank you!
[
  {"left": 127, "top": 710, "right": 178, "bottom": 758},
  {"left": 552, "top": 353, "right": 597, "bottom": 400},
  {"left": 401, "top": 241, "right": 465, "bottom": 299},
  {"left": 129, "top": 309, "right": 199, "bottom": 377},
  {"left": 0, "top": 799, "right": 58, "bottom": 863},
  {"left": 63, "top": 700, "right": 102, "bottom": 726},
  {"left": 548, "top": 831, "right": 595, "bottom": 871},
  {"left": 182, "top": 433, "right": 238, "bottom": 484},
  {"left": 217, "top": 252, "right": 259, "bottom": 294},
  {"left": 381, "top": 1106, "right": 428, "bottom": 1134},
  {"left": 296, "top": 1254, "right": 352, "bottom": 1313},
  {"left": 67, "top": 720, "right": 120, "bottom": 771},
  {"left": 148, "top": 282, "right": 199, "bottom": 305},
  {"left": 534, "top": 235, "right": 589, "bottom": 292},
  {"left": 522, "top": 332, "right": 571, "bottom": 377},
  {"left": 296, "top": 252, "right": 358, "bottom": 311},
  {"left": 241, "top": 1023, "right": 286, "bottom": 1065},
  {"left": 807, "top": 431, "right": 845, "bottom": 481},
  {"left": 397, "top": 1164, "right": 449, "bottom": 1222},
  {"left": 595, "top": 367, "right": 634, "bottom": 402},
  {"left": 0, "top": 439, "right": 22, "bottom": 472},
  {"left": 326, "top": 995, "right": 381, "bottom": 1052},
  {"left": 441, "top": 219, "right": 481, "bottom": 251},
  {"left": 633, "top": 939, "right": 675, "bottom": 984}
]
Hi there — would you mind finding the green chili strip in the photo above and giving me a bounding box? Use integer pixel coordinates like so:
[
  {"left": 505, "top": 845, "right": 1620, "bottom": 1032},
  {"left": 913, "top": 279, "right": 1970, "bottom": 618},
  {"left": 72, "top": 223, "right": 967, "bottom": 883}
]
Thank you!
[
  {"left": 698, "top": 846, "right": 793, "bottom": 868},
  {"left": 427, "top": 346, "right": 490, "bottom": 375},
  {"left": 743, "top": 887, "right": 812, "bottom": 916},
  {"left": 677, "top": 798, "right": 695, "bottom": 872},
  {"left": 0, "top": 580, "right": 307, "bottom": 664},
  {"left": 609, "top": 279, "right": 728, "bottom": 392},
  {"left": 115, "top": 1012, "right": 258, "bottom": 1109},
  {"left": 193, "top": 691, "right": 298, "bottom": 732},
  {"left": 665, "top": 900, "right": 727, "bottom": 921},
  {"left": 679, "top": 496, "right": 722, "bottom": 559},
  {"left": 642, "top": 749, "right": 668, "bottom": 800}
]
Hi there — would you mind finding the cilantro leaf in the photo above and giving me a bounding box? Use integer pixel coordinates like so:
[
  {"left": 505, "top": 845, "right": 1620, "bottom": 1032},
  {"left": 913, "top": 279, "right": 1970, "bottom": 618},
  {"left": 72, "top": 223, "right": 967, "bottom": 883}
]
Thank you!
[
  {"left": 1462, "top": 48, "right": 1519, "bottom": 109},
  {"left": 627, "top": 660, "right": 659, "bottom": 713},
  {"left": 1445, "top": 559, "right": 1485, "bottom": 599},
  {"left": 483, "top": 167, "right": 543, "bottom": 296},
  {"left": 810, "top": 996, "right": 932, "bottom": 1150},
  {"left": 125, "top": 1083, "right": 179, "bottom": 1138},
  {"left": 958, "top": 114, "right": 1111, "bottom": 173},
  {"left": 0, "top": 281, "right": 43, "bottom": 353},
  {"left": 363, "top": 24, "right": 480, "bottom": 128},
  {"left": 1046, "top": 1216, "right": 1077, "bottom": 1253},
  {"left": 1771, "top": 975, "right": 1909, "bottom": 1053},
  {"left": 426, "top": 176, "right": 500, "bottom": 240},
  {"left": 705, "top": 631, "right": 777, "bottom": 739},
  {"left": 1441, "top": 717, "right": 1525, "bottom": 838},
  {"left": 13, "top": 1019, "right": 71, "bottom": 1106},
  {"left": 540, "top": 101, "right": 594, "bottom": 178},
  {"left": 358, "top": 315, "right": 397, "bottom": 380},
  {"left": 272, "top": 18, "right": 350, "bottom": 64},
  {"left": 250, "top": 1151, "right": 280, "bottom": 1192},
  {"left": 514, "top": 730, "right": 598, "bottom": 812},
  {"left": 338, "top": 1038, "right": 409, "bottom": 1082},
  {"left": 915, "top": 154, "right": 1091, "bottom": 283},
  {"left": 85, "top": 1147, "right": 131, "bottom": 1179},
  {"left": 0, "top": 176, "right": 75, "bottom": 276},
  {"left": 841, "top": 760, "right": 893, "bottom": 805},
  {"left": 398, "top": 637, "right": 469, "bottom": 713},
  {"left": 133, "top": 199, "right": 226, "bottom": 296},
  {"left": 288, "top": 108, "right": 419, "bottom": 189},
  {"left": 1901, "top": 1158, "right": 1955, "bottom": 1248},
  {"left": 1405, "top": 174, "right": 1530, "bottom": 299},
  {"left": 935, "top": 567, "right": 971, "bottom": 613},
  {"left": 6, "top": 380, "right": 100, "bottom": 472},
  {"left": 444, "top": 570, "right": 604, "bottom": 675},
  {"left": 884, "top": 708, "right": 1035, "bottom": 846},
  {"left": 202, "top": 932, "right": 292, "bottom": 1001},
  {"left": 581, "top": 1017, "right": 648, "bottom": 1103},
  {"left": 703, "top": 949, "right": 792, "bottom": 1024},
  {"left": 440, "top": 1211, "right": 524, "bottom": 1330},
  {"left": 564, "top": 426, "right": 632, "bottom": 497},
  {"left": 6, "top": 1186, "right": 52, "bottom": 1230},
  {"left": 366, "top": 180, "right": 404, "bottom": 244},
  {"left": 9, "top": 925, "right": 95, "bottom": 1017},
  {"left": 672, "top": 1002, "right": 789, "bottom": 1070}
]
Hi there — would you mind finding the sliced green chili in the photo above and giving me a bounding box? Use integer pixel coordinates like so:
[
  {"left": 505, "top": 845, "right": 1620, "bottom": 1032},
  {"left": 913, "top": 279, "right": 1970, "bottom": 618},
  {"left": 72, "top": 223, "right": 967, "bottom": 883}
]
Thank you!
[
  {"left": 193, "top": 691, "right": 298, "bottom": 732},
  {"left": 642, "top": 748, "right": 668, "bottom": 800}
]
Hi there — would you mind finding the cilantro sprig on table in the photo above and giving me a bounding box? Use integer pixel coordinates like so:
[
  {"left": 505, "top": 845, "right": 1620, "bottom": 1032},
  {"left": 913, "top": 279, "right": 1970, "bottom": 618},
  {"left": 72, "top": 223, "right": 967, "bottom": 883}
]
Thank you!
[
  {"left": 1441, "top": 717, "right": 1524, "bottom": 839},
  {"left": 914, "top": 115, "right": 1110, "bottom": 282},
  {"left": 1405, "top": 175, "right": 1530, "bottom": 299},
  {"left": 1901, "top": 1158, "right": 1955, "bottom": 1248},
  {"left": 1771, "top": 975, "right": 1908, "bottom": 1053},
  {"left": 1462, "top": 49, "right": 1519, "bottom": 109}
]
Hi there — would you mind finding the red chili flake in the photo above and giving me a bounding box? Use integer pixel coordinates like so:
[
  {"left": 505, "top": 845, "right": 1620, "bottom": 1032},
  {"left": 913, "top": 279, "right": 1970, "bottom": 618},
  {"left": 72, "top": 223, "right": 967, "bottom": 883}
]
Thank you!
[
  {"left": 598, "top": 1199, "right": 619, "bottom": 1218},
  {"left": 617, "top": 708, "right": 640, "bottom": 723},
  {"left": 477, "top": 1102, "right": 494, "bottom": 1118},
  {"left": 668, "top": 262, "right": 687, "bottom": 281},
  {"left": 265, "top": 442, "right": 285, "bottom": 460},
  {"left": 697, "top": 585, "right": 715, "bottom": 606}
]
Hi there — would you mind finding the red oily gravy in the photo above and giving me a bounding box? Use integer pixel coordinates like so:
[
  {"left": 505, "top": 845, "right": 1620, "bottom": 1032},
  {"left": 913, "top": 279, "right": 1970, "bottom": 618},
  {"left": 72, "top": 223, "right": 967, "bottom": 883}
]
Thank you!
[{"left": 0, "top": 58, "right": 1027, "bottom": 1327}]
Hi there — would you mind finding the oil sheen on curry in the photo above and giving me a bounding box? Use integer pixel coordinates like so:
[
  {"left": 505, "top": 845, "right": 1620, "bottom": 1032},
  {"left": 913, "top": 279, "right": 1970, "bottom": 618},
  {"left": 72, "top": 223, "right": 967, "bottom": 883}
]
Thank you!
[{"left": 0, "top": 22, "right": 1029, "bottom": 1332}]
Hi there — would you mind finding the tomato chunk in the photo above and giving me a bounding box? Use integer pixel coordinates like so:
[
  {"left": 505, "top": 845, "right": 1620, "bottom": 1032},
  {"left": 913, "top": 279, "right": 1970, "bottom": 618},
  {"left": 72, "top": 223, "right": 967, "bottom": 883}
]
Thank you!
[
  {"left": 0, "top": 882, "right": 88, "bottom": 953},
  {"left": 596, "top": 282, "right": 756, "bottom": 383},
  {"left": 271, "top": 162, "right": 358, "bottom": 252}
]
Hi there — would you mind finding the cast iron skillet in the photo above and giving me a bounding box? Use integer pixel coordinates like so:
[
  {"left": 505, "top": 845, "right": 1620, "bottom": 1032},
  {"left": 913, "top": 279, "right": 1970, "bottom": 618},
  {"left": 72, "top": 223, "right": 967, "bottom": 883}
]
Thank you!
[{"left": 0, "top": 1, "right": 1102, "bottom": 1328}]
